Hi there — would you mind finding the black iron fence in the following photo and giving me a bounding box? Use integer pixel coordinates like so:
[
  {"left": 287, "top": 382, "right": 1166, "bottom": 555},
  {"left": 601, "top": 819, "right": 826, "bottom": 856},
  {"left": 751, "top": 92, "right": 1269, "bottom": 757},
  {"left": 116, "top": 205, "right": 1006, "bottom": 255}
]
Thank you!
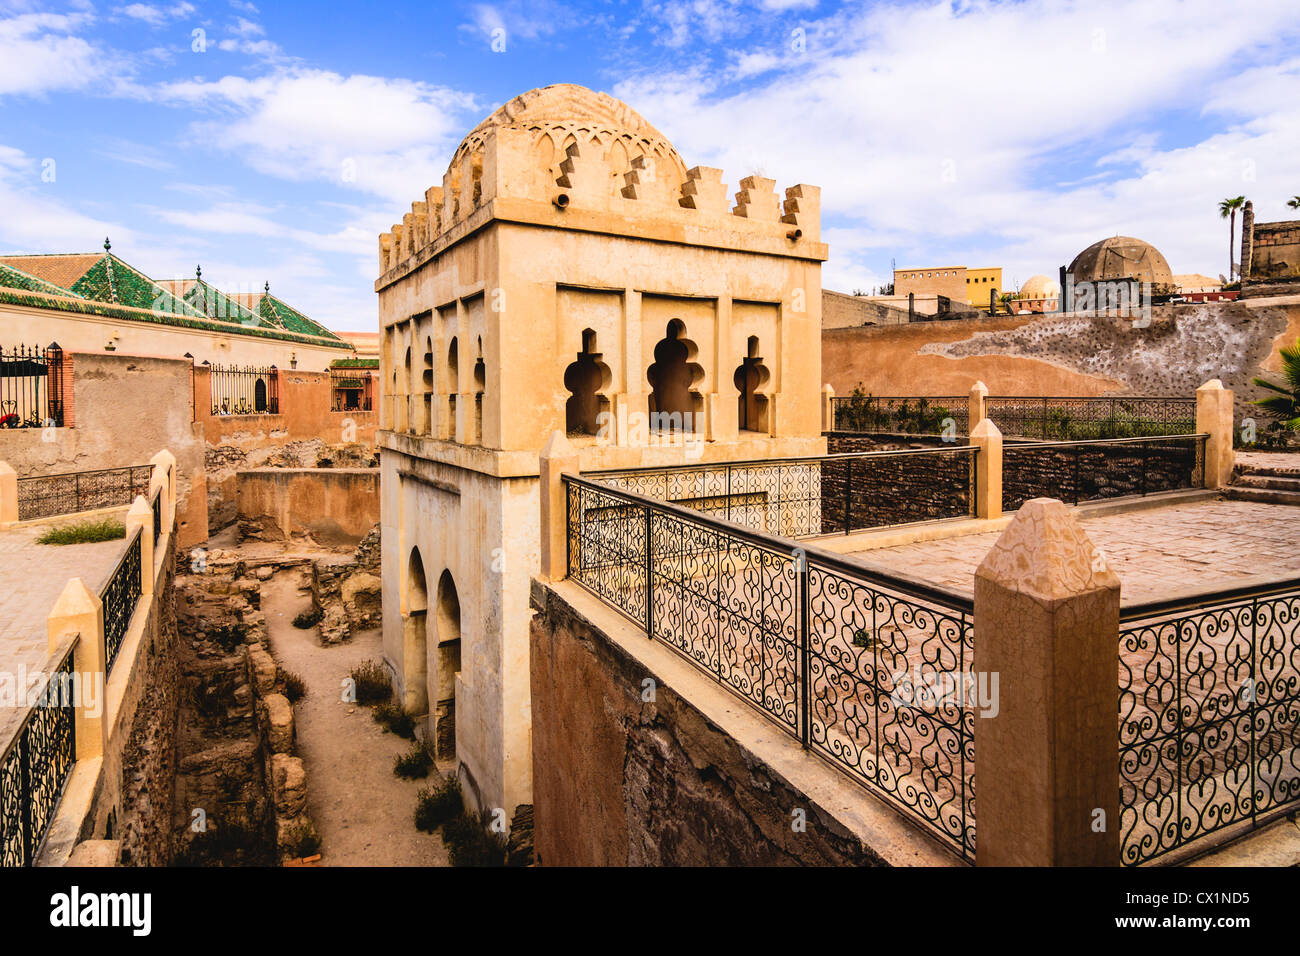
[
  {"left": 1002, "top": 435, "right": 1206, "bottom": 511},
  {"left": 101, "top": 527, "right": 142, "bottom": 675},
  {"left": 151, "top": 488, "right": 162, "bottom": 548},
  {"left": 209, "top": 364, "right": 279, "bottom": 415},
  {"left": 986, "top": 396, "right": 1197, "bottom": 440},
  {"left": 565, "top": 474, "right": 976, "bottom": 859},
  {"left": 16, "top": 465, "right": 151, "bottom": 522},
  {"left": 1118, "top": 577, "right": 1300, "bottom": 865},
  {"left": 589, "top": 446, "right": 978, "bottom": 538},
  {"left": 0, "top": 343, "right": 64, "bottom": 429},
  {"left": 330, "top": 368, "right": 374, "bottom": 411},
  {"left": 0, "top": 644, "right": 77, "bottom": 867},
  {"left": 831, "top": 395, "right": 968, "bottom": 436}
]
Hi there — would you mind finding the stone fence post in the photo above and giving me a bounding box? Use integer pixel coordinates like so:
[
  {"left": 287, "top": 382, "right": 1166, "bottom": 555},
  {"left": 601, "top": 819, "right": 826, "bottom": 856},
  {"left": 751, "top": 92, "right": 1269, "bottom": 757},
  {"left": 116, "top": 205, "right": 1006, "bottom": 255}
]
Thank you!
[
  {"left": 970, "top": 418, "right": 1002, "bottom": 520},
  {"left": 974, "top": 498, "right": 1121, "bottom": 866},
  {"left": 1196, "top": 379, "right": 1235, "bottom": 489},
  {"left": 149, "top": 448, "right": 176, "bottom": 529},
  {"left": 0, "top": 461, "right": 16, "bottom": 524},
  {"left": 539, "top": 431, "right": 579, "bottom": 580},
  {"left": 47, "top": 579, "right": 107, "bottom": 761},
  {"left": 126, "top": 496, "right": 155, "bottom": 596},
  {"left": 822, "top": 384, "right": 835, "bottom": 432},
  {"left": 968, "top": 380, "right": 988, "bottom": 434}
]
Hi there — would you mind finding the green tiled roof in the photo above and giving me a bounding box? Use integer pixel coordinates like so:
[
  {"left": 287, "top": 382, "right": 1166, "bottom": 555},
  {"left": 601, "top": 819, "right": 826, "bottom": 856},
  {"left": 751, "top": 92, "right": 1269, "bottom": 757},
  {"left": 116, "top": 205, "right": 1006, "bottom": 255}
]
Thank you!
[
  {"left": 260, "top": 293, "right": 338, "bottom": 339},
  {"left": 329, "top": 357, "right": 379, "bottom": 369},
  {"left": 70, "top": 255, "right": 207, "bottom": 318},
  {"left": 183, "top": 279, "right": 263, "bottom": 326},
  {"left": 0, "top": 262, "right": 85, "bottom": 298}
]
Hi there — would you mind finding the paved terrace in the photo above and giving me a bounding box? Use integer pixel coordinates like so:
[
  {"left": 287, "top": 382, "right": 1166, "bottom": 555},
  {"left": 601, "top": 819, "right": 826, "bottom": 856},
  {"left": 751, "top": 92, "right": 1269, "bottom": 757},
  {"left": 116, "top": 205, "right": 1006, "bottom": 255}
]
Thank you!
[
  {"left": 0, "top": 524, "right": 126, "bottom": 742},
  {"left": 847, "top": 499, "right": 1300, "bottom": 603}
]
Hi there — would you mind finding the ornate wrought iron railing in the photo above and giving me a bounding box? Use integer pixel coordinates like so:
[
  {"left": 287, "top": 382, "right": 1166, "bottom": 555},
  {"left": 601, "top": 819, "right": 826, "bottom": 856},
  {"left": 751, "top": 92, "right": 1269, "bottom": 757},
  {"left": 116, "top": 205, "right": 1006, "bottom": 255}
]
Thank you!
[
  {"left": 830, "top": 395, "right": 968, "bottom": 436},
  {"left": 330, "top": 368, "right": 374, "bottom": 411},
  {"left": 0, "top": 643, "right": 77, "bottom": 867},
  {"left": 151, "top": 488, "right": 162, "bottom": 548},
  {"left": 588, "top": 446, "right": 978, "bottom": 538},
  {"left": 1118, "top": 576, "right": 1300, "bottom": 866},
  {"left": 1002, "top": 435, "right": 1206, "bottom": 511},
  {"left": 100, "top": 527, "right": 142, "bottom": 675},
  {"left": 16, "top": 464, "right": 152, "bottom": 522},
  {"left": 565, "top": 474, "right": 976, "bottom": 859},
  {"left": 209, "top": 363, "right": 279, "bottom": 415},
  {"left": 986, "top": 396, "right": 1197, "bottom": 441},
  {"left": 0, "top": 343, "right": 64, "bottom": 430}
]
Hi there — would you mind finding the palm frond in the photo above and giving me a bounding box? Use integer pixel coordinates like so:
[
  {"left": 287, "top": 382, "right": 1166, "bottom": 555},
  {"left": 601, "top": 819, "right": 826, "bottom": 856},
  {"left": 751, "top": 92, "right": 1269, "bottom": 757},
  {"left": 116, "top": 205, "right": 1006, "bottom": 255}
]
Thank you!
[
  {"left": 1253, "top": 396, "right": 1297, "bottom": 417},
  {"left": 1251, "top": 376, "right": 1294, "bottom": 396}
]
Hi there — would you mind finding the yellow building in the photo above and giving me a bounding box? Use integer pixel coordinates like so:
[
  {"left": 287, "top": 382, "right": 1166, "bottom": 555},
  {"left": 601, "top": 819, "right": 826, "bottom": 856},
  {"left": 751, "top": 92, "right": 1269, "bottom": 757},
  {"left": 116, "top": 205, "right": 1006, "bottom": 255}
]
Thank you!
[
  {"left": 964, "top": 266, "right": 1003, "bottom": 307},
  {"left": 893, "top": 264, "right": 1004, "bottom": 310}
]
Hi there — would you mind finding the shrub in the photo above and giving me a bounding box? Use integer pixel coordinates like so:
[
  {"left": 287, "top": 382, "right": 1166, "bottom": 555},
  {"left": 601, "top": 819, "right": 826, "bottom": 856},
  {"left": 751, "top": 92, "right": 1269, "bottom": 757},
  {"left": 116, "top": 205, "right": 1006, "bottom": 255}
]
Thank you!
[
  {"left": 395, "top": 743, "right": 433, "bottom": 779},
  {"left": 36, "top": 518, "right": 125, "bottom": 546},
  {"left": 278, "top": 667, "right": 307, "bottom": 703},
  {"left": 414, "top": 776, "right": 463, "bottom": 833},
  {"left": 282, "top": 818, "right": 321, "bottom": 859},
  {"left": 442, "top": 811, "right": 508, "bottom": 867},
  {"left": 292, "top": 607, "right": 322, "bottom": 629},
  {"left": 349, "top": 660, "right": 392, "bottom": 705},
  {"left": 373, "top": 702, "right": 416, "bottom": 739}
]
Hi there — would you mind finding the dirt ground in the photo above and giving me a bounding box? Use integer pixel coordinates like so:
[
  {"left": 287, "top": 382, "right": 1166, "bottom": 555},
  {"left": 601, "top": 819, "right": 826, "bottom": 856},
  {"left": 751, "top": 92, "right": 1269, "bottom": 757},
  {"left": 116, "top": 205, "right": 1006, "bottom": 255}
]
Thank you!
[{"left": 260, "top": 570, "right": 450, "bottom": 866}]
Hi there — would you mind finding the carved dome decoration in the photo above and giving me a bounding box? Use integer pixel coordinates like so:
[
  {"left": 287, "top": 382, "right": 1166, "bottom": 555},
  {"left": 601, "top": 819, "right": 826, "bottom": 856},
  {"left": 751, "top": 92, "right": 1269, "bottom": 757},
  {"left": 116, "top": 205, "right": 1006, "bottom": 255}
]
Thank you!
[{"left": 1068, "top": 236, "right": 1174, "bottom": 288}]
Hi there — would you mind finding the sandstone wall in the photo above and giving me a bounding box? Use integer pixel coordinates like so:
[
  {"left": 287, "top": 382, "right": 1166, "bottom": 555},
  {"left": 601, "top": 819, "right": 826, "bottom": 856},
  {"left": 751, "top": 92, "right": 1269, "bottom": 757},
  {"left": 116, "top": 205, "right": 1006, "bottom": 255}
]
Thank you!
[
  {"left": 235, "top": 467, "right": 379, "bottom": 547},
  {"left": 529, "top": 582, "right": 897, "bottom": 866}
]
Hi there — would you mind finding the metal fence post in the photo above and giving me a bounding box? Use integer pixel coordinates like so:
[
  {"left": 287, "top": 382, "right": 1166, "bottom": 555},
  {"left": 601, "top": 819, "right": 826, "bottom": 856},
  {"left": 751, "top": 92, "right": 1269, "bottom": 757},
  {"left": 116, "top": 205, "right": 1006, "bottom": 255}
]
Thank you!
[
  {"left": 799, "top": 554, "right": 810, "bottom": 750},
  {"left": 843, "top": 457, "right": 852, "bottom": 534},
  {"left": 644, "top": 505, "right": 653, "bottom": 638}
]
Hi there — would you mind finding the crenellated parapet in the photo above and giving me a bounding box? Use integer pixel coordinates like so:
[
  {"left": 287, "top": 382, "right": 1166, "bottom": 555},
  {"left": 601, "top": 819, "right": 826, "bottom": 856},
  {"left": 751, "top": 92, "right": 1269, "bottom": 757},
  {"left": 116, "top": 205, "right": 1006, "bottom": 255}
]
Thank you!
[{"left": 377, "top": 84, "right": 823, "bottom": 278}]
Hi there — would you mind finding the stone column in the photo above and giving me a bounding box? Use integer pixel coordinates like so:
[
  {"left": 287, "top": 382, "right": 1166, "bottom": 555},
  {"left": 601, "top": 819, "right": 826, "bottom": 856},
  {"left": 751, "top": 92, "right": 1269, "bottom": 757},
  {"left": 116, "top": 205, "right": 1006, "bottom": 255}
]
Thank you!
[
  {"left": 971, "top": 418, "right": 1002, "bottom": 520},
  {"left": 0, "top": 461, "right": 16, "bottom": 524},
  {"left": 974, "top": 499, "right": 1121, "bottom": 866},
  {"left": 47, "top": 578, "right": 107, "bottom": 761},
  {"left": 126, "top": 496, "right": 155, "bottom": 596},
  {"left": 968, "top": 380, "right": 988, "bottom": 434},
  {"left": 1240, "top": 200, "right": 1254, "bottom": 282},
  {"left": 821, "top": 383, "right": 835, "bottom": 432},
  {"left": 539, "top": 431, "right": 580, "bottom": 580},
  {"left": 1196, "top": 379, "right": 1235, "bottom": 489}
]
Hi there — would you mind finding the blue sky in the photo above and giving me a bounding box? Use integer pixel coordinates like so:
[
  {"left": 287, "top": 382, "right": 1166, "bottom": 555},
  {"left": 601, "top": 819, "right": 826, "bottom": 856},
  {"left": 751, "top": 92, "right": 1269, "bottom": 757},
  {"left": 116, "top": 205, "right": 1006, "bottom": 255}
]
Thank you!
[{"left": 2, "top": 0, "right": 1298, "bottom": 331}]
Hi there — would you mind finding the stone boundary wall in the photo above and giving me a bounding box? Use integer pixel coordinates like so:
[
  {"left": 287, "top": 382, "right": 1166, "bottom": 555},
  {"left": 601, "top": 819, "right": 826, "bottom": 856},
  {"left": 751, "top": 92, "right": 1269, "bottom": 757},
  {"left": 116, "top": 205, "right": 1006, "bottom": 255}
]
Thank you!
[
  {"left": 235, "top": 467, "right": 379, "bottom": 547},
  {"left": 529, "top": 580, "right": 956, "bottom": 866}
]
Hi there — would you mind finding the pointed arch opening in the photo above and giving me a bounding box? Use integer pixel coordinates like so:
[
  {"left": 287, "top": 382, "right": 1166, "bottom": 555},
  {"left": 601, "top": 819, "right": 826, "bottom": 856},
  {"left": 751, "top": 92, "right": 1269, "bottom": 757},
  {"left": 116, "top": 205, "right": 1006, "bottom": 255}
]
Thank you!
[
  {"left": 734, "top": 335, "right": 771, "bottom": 434},
  {"left": 403, "top": 548, "right": 430, "bottom": 716},
  {"left": 446, "top": 336, "right": 459, "bottom": 439},
  {"left": 421, "top": 335, "right": 434, "bottom": 435},
  {"left": 564, "top": 328, "right": 612, "bottom": 436},
  {"left": 473, "top": 336, "right": 485, "bottom": 445},
  {"left": 433, "top": 570, "right": 462, "bottom": 761},
  {"left": 647, "top": 319, "right": 704, "bottom": 433}
]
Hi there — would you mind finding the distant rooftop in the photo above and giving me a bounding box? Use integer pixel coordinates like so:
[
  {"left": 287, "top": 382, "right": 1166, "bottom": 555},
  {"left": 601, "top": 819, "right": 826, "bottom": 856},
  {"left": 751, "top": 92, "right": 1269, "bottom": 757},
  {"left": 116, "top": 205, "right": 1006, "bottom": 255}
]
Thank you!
[{"left": 0, "top": 242, "right": 349, "bottom": 349}]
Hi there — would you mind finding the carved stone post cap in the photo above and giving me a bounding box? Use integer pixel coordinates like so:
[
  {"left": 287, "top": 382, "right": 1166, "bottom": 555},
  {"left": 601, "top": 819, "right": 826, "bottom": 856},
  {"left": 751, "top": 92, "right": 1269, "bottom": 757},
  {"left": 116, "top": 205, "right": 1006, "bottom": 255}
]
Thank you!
[{"left": 976, "top": 498, "right": 1119, "bottom": 602}]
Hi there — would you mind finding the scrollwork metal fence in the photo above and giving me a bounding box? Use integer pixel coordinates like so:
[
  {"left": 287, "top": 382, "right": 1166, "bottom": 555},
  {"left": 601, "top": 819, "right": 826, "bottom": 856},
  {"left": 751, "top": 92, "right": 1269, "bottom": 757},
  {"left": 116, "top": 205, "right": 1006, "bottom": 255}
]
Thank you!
[
  {"left": 987, "top": 396, "right": 1196, "bottom": 441},
  {"left": 590, "top": 446, "right": 977, "bottom": 538},
  {"left": 151, "top": 489, "right": 162, "bottom": 548},
  {"left": 1118, "top": 577, "right": 1300, "bottom": 865},
  {"left": 209, "top": 363, "right": 279, "bottom": 415},
  {"left": 565, "top": 475, "right": 976, "bottom": 859},
  {"left": 1002, "top": 435, "right": 1206, "bottom": 511},
  {"left": 100, "top": 528, "right": 142, "bottom": 675},
  {"left": 0, "top": 644, "right": 77, "bottom": 867},
  {"left": 16, "top": 464, "right": 152, "bottom": 522},
  {"left": 831, "top": 395, "right": 968, "bottom": 436}
]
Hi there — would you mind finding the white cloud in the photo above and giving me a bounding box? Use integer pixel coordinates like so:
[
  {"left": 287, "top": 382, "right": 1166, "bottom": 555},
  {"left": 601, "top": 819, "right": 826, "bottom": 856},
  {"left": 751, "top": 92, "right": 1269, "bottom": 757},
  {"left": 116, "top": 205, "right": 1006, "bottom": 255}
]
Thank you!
[
  {"left": 0, "top": 12, "right": 108, "bottom": 96},
  {"left": 117, "top": 3, "right": 195, "bottom": 27},
  {"left": 0, "top": 145, "right": 132, "bottom": 251},
  {"left": 145, "top": 69, "right": 478, "bottom": 202},
  {"left": 613, "top": 0, "right": 1300, "bottom": 289}
]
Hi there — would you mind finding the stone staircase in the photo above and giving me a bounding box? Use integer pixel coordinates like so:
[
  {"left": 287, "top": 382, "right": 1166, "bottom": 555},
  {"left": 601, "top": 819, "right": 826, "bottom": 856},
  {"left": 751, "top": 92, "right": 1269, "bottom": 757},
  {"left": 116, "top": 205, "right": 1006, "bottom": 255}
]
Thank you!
[{"left": 1224, "top": 459, "right": 1300, "bottom": 506}]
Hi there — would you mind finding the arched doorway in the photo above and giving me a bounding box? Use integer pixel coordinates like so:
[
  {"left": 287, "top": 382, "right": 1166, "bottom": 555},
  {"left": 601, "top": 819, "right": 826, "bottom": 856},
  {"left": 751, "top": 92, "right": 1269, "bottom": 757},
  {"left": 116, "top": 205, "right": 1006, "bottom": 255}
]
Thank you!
[
  {"left": 433, "top": 570, "right": 462, "bottom": 761},
  {"left": 646, "top": 320, "right": 703, "bottom": 432},
  {"left": 734, "top": 336, "right": 771, "bottom": 433},
  {"left": 402, "top": 548, "right": 429, "bottom": 716},
  {"left": 563, "top": 329, "right": 611, "bottom": 436},
  {"left": 254, "top": 378, "right": 268, "bottom": 413}
]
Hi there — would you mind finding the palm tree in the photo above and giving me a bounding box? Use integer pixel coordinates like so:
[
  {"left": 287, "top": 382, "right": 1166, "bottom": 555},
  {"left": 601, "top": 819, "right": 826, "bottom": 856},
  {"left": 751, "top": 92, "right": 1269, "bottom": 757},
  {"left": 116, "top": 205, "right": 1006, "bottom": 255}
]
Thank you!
[
  {"left": 1252, "top": 337, "right": 1300, "bottom": 432},
  {"left": 1289, "top": 196, "right": 1300, "bottom": 210},
  {"left": 1219, "top": 196, "right": 1246, "bottom": 280}
]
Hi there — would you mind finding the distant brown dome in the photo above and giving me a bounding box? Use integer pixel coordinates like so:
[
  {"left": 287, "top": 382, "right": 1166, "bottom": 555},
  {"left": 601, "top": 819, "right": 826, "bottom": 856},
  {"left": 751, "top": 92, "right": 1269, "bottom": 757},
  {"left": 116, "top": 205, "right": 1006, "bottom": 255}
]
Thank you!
[
  {"left": 1068, "top": 236, "right": 1173, "bottom": 288},
  {"left": 1017, "top": 274, "right": 1060, "bottom": 299}
]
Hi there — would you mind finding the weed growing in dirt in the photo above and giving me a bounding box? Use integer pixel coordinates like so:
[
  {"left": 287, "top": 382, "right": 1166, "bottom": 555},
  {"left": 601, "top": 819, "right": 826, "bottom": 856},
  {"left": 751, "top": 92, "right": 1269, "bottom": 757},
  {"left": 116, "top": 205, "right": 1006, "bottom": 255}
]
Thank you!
[
  {"left": 349, "top": 660, "right": 392, "bottom": 705},
  {"left": 442, "top": 811, "right": 508, "bottom": 867},
  {"left": 292, "top": 607, "right": 322, "bottom": 629},
  {"left": 277, "top": 667, "right": 307, "bottom": 703},
  {"left": 394, "top": 743, "right": 433, "bottom": 779},
  {"left": 373, "top": 702, "right": 415, "bottom": 739},
  {"left": 36, "top": 518, "right": 125, "bottom": 545},
  {"left": 414, "top": 775, "right": 463, "bottom": 833}
]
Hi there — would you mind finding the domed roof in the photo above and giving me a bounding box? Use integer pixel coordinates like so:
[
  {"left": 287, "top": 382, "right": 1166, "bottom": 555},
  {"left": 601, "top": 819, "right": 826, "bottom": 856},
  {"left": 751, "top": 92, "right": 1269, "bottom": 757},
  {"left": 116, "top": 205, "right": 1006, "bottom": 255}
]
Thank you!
[
  {"left": 1068, "top": 236, "right": 1173, "bottom": 288},
  {"left": 450, "top": 84, "right": 686, "bottom": 178},
  {"left": 1018, "top": 274, "right": 1060, "bottom": 298}
]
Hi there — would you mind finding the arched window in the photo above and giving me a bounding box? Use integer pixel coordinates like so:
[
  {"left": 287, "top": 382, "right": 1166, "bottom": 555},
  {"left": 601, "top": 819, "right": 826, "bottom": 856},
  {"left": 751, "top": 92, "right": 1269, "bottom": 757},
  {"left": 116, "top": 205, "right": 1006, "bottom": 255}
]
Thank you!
[
  {"left": 646, "top": 320, "right": 703, "bottom": 433},
  {"left": 733, "top": 335, "right": 770, "bottom": 433},
  {"left": 422, "top": 336, "right": 434, "bottom": 435},
  {"left": 403, "top": 548, "right": 430, "bottom": 716},
  {"left": 446, "top": 336, "right": 459, "bottom": 439},
  {"left": 473, "top": 337, "right": 485, "bottom": 445},
  {"left": 254, "top": 378, "right": 267, "bottom": 413},
  {"left": 434, "top": 570, "right": 462, "bottom": 761},
  {"left": 563, "top": 329, "right": 611, "bottom": 436}
]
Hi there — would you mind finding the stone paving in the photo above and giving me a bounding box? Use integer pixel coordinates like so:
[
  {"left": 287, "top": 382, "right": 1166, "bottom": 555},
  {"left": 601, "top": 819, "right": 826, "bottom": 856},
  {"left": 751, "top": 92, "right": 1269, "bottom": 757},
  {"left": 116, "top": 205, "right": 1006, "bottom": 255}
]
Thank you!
[
  {"left": 1236, "top": 451, "right": 1300, "bottom": 474},
  {"left": 0, "top": 525, "right": 126, "bottom": 742},
  {"left": 849, "top": 499, "right": 1300, "bottom": 604}
]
